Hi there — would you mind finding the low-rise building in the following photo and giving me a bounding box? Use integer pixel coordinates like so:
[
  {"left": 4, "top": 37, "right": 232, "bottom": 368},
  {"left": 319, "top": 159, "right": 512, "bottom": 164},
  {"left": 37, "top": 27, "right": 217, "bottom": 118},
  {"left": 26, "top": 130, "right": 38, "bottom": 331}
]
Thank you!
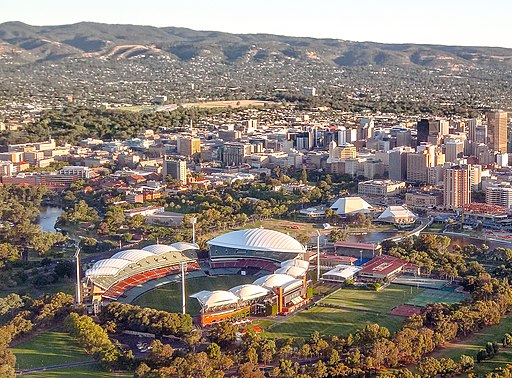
[{"left": 358, "top": 180, "right": 406, "bottom": 197}]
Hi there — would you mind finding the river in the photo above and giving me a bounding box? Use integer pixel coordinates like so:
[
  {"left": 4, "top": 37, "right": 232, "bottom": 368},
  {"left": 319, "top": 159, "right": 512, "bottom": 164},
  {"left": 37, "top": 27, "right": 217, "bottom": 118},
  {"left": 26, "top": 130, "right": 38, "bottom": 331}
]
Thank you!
[{"left": 38, "top": 206, "right": 64, "bottom": 233}]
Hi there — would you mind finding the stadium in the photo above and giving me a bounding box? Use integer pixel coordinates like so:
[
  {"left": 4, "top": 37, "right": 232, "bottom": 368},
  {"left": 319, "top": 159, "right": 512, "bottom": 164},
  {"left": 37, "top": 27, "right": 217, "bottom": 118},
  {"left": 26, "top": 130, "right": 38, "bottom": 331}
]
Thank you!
[
  {"left": 83, "top": 242, "right": 200, "bottom": 311},
  {"left": 82, "top": 228, "right": 312, "bottom": 325}
]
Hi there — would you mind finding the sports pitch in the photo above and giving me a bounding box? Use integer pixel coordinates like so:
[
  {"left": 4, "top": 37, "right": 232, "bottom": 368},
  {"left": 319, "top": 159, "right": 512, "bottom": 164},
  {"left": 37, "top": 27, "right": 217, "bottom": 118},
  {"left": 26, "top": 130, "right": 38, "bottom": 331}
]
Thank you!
[
  {"left": 132, "top": 274, "right": 254, "bottom": 314},
  {"left": 405, "top": 288, "right": 469, "bottom": 307}
]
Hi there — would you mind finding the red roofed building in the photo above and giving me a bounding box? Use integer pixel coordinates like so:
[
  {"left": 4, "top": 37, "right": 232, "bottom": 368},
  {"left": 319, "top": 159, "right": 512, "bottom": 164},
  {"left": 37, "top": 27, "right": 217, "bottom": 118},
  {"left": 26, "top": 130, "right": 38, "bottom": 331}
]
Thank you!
[{"left": 358, "top": 255, "right": 419, "bottom": 281}]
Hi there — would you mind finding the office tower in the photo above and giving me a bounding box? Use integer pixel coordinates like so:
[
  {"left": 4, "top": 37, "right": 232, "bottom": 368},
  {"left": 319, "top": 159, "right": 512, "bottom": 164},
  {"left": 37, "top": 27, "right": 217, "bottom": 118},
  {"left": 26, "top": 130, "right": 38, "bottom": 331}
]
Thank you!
[
  {"left": 163, "top": 157, "right": 187, "bottom": 184},
  {"left": 467, "top": 118, "right": 478, "bottom": 142},
  {"left": 345, "top": 128, "right": 357, "bottom": 143},
  {"left": 407, "top": 150, "right": 431, "bottom": 183},
  {"left": 396, "top": 130, "right": 412, "bottom": 147},
  {"left": 416, "top": 119, "right": 429, "bottom": 146},
  {"left": 222, "top": 142, "right": 252, "bottom": 166},
  {"left": 337, "top": 127, "right": 347, "bottom": 145},
  {"left": 177, "top": 137, "right": 201, "bottom": 158},
  {"left": 444, "top": 165, "right": 471, "bottom": 210},
  {"left": 389, "top": 147, "right": 412, "bottom": 181},
  {"left": 487, "top": 110, "right": 508, "bottom": 153},
  {"left": 445, "top": 140, "right": 465, "bottom": 163},
  {"left": 357, "top": 118, "right": 374, "bottom": 140}
]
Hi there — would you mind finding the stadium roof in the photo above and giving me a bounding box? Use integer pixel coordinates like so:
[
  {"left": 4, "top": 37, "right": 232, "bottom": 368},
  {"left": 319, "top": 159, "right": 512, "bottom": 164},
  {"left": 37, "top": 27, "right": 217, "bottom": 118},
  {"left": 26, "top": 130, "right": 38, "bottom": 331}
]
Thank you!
[
  {"left": 274, "top": 265, "right": 307, "bottom": 278},
  {"left": 229, "top": 284, "right": 269, "bottom": 301},
  {"left": 280, "top": 259, "right": 309, "bottom": 270},
  {"left": 85, "top": 258, "right": 132, "bottom": 277},
  {"left": 207, "top": 228, "right": 306, "bottom": 254},
  {"left": 253, "top": 273, "right": 297, "bottom": 289},
  {"left": 322, "top": 265, "right": 361, "bottom": 279},
  {"left": 112, "top": 249, "right": 156, "bottom": 262},
  {"left": 330, "top": 197, "right": 372, "bottom": 215},
  {"left": 170, "top": 242, "right": 199, "bottom": 251},
  {"left": 142, "top": 244, "right": 179, "bottom": 255},
  {"left": 190, "top": 290, "right": 239, "bottom": 309}
]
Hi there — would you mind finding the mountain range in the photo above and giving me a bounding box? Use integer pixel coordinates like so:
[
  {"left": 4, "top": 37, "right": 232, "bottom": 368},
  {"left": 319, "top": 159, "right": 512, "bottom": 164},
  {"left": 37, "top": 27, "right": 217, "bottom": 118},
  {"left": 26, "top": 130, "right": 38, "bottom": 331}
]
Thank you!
[{"left": 1, "top": 21, "right": 512, "bottom": 69}]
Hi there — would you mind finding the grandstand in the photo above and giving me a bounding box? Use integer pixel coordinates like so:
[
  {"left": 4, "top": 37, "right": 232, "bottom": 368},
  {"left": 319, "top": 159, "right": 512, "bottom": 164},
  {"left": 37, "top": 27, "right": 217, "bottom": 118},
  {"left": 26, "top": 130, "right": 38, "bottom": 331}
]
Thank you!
[
  {"left": 83, "top": 242, "right": 200, "bottom": 307},
  {"left": 191, "top": 259, "right": 311, "bottom": 326}
]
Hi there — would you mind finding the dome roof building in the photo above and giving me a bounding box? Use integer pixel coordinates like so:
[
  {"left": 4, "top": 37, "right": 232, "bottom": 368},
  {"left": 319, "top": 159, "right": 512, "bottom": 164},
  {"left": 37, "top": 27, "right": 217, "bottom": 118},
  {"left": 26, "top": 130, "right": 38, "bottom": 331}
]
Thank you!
[
  {"left": 330, "top": 197, "right": 372, "bottom": 215},
  {"left": 229, "top": 284, "right": 269, "bottom": 301}
]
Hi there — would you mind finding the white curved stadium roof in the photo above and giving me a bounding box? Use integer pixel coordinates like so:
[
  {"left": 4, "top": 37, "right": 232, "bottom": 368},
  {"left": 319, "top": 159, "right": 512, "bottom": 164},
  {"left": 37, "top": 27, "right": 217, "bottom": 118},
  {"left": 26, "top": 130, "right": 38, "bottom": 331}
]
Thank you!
[
  {"left": 91, "top": 258, "right": 131, "bottom": 271},
  {"left": 229, "top": 284, "right": 269, "bottom": 301},
  {"left": 280, "top": 259, "right": 310, "bottom": 270},
  {"left": 111, "top": 249, "right": 156, "bottom": 262},
  {"left": 170, "top": 242, "right": 199, "bottom": 251},
  {"left": 85, "top": 266, "right": 122, "bottom": 277},
  {"left": 190, "top": 290, "right": 239, "bottom": 309},
  {"left": 274, "top": 265, "right": 307, "bottom": 278},
  {"left": 207, "top": 228, "right": 306, "bottom": 253},
  {"left": 142, "top": 244, "right": 179, "bottom": 255},
  {"left": 253, "top": 273, "right": 297, "bottom": 289}
]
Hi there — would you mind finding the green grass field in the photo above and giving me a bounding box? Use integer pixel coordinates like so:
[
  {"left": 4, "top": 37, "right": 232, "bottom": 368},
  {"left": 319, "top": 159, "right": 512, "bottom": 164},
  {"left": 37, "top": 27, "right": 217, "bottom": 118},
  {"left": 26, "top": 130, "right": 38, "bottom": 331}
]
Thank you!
[
  {"left": 20, "top": 364, "right": 132, "bottom": 378},
  {"left": 132, "top": 275, "right": 255, "bottom": 314},
  {"left": 405, "top": 289, "right": 469, "bottom": 307},
  {"left": 12, "top": 331, "right": 92, "bottom": 370},
  {"left": 320, "top": 284, "right": 423, "bottom": 313},
  {"left": 431, "top": 315, "right": 512, "bottom": 375},
  {"left": 258, "top": 306, "right": 404, "bottom": 338}
]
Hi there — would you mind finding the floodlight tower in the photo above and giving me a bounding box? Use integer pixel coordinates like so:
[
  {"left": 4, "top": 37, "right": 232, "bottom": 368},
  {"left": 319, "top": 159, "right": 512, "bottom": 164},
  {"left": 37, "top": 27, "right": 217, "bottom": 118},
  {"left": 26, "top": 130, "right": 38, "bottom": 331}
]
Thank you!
[
  {"left": 181, "top": 262, "right": 187, "bottom": 315},
  {"left": 74, "top": 247, "right": 82, "bottom": 305},
  {"left": 316, "top": 230, "right": 321, "bottom": 282},
  {"left": 190, "top": 217, "right": 197, "bottom": 244}
]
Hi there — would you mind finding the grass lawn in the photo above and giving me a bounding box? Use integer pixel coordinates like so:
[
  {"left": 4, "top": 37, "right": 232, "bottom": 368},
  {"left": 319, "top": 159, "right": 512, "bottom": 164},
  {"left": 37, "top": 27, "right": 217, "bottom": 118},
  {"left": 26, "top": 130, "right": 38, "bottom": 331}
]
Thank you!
[
  {"left": 256, "top": 306, "right": 404, "bottom": 339},
  {"left": 405, "top": 289, "right": 469, "bottom": 307},
  {"left": 431, "top": 315, "right": 512, "bottom": 375},
  {"left": 12, "top": 331, "right": 92, "bottom": 370},
  {"left": 320, "top": 284, "right": 424, "bottom": 313},
  {"left": 22, "top": 364, "right": 132, "bottom": 378},
  {"left": 132, "top": 275, "right": 255, "bottom": 314}
]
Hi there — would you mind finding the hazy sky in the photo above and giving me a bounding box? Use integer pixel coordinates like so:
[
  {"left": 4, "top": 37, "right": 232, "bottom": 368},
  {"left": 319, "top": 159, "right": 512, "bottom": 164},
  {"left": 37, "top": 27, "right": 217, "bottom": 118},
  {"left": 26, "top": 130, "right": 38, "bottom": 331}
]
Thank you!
[{"left": 2, "top": 0, "right": 511, "bottom": 48}]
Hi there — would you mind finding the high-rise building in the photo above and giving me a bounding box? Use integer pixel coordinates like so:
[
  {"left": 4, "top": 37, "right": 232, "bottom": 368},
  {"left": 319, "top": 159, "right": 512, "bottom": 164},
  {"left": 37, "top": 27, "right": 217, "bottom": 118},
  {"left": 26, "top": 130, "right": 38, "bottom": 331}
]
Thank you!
[
  {"left": 416, "top": 119, "right": 429, "bottom": 146},
  {"left": 406, "top": 150, "right": 431, "bottom": 183},
  {"left": 388, "top": 147, "right": 413, "bottom": 181},
  {"left": 444, "top": 165, "right": 471, "bottom": 210},
  {"left": 163, "top": 157, "right": 187, "bottom": 184},
  {"left": 177, "top": 137, "right": 201, "bottom": 158},
  {"left": 487, "top": 110, "right": 508, "bottom": 153},
  {"left": 221, "top": 142, "right": 252, "bottom": 166},
  {"left": 445, "top": 140, "right": 465, "bottom": 163},
  {"left": 486, "top": 184, "right": 512, "bottom": 208}
]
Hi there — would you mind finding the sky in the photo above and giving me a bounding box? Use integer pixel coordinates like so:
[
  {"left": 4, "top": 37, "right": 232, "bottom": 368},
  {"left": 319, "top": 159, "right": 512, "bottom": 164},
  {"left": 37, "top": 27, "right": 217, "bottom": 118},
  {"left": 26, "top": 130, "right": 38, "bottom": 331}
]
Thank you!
[{"left": 2, "top": 0, "right": 512, "bottom": 48}]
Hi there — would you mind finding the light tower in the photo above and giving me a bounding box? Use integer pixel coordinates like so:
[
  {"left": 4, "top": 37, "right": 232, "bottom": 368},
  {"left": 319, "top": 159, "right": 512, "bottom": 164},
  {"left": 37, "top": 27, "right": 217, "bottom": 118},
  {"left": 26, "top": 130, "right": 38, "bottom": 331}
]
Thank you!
[
  {"left": 181, "top": 262, "right": 187, "bottom": 315},
  {"left": 316, "top": 230, "right": 321, "bottom": 282},
  {"left": 190, "top": 217, "right": 197, "bottom": 244},
  {"left": 74, "top": 247, "right": 82, "bottom": 305}
]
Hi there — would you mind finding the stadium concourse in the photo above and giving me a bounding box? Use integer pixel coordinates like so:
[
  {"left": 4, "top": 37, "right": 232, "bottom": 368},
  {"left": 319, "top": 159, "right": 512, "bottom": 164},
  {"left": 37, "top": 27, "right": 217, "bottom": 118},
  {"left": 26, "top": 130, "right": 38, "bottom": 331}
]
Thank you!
[
  {"left": 191, "top": 259, "right": 311, "bottom": 327},
  {"left": 83, "top": 242, "right": 200, "bottom": 313}
]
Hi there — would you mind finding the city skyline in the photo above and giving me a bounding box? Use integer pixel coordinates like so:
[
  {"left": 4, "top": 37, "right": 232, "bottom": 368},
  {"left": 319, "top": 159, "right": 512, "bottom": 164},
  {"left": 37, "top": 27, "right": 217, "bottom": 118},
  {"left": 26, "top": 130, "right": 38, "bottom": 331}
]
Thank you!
[{"left": 2, "top": 0, "right": 512, "bottom": 48}]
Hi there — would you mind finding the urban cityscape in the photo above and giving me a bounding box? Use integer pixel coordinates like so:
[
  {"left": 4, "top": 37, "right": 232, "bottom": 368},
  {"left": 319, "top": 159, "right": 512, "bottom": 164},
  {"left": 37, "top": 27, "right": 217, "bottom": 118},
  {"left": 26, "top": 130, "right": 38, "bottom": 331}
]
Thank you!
[{"left": 1, "top": 2, "right": 512, "bottom": 378}]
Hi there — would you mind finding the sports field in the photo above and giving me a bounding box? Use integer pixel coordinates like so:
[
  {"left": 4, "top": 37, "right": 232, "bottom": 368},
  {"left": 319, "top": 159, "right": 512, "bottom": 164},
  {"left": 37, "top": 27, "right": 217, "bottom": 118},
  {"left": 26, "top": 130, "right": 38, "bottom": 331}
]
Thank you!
[
  {"left": 12, "top": 331, "right": 93, "bottom": 370},
  {"left": 260, "top": 306, "right": 405, "bottom": 338},
  {"left": 405, "top": 288, "right": 469, "bottom": 307},
  {"left": 431, "top": 315, "right": 512, "bottom": 375},
  {"left": 132, "top": 274, "right": 254, "bottom": 314},
  {"left": 320, "top": 284, "right": 423, "bottom": 313}
]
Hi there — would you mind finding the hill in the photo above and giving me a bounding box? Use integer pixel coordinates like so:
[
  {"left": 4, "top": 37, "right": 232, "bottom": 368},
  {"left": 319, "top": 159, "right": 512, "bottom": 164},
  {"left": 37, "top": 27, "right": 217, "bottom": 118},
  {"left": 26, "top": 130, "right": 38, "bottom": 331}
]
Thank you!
[{"left": 1, "top": 21, "right": 512, "bottom": 69}]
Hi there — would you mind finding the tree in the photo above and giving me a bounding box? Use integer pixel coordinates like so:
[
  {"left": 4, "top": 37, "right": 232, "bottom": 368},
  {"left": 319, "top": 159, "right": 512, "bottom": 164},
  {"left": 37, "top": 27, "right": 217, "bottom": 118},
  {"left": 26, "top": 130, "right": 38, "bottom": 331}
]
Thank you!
[
  {"left": 296, "top": 233, "right": 311, "bottom": 245},
  {"left": 329, "top": 228, "right": 348, "bottom": 242},
  {"left": 458, "top": 355, "right": 474, "bottom": 373},
  {"left": 238, "top": 362, "right": 265, "bottom": 378},
  {"left": 300, "top": 167, "right": 308, "bottom": 184}
]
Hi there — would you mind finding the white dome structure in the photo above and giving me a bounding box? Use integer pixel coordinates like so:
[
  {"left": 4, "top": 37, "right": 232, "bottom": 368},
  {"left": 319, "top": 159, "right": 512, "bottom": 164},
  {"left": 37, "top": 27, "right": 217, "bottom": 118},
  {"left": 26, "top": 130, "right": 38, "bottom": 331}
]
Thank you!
[
  {"left": 170, "top": 242, "right": 200, "bottom": 251},
  {"left": 229, "top": 284, "right": 269, "bottom": 301},
  {"left": 253, "top": 274, "right": 297, "bottom": 289},
  {"left": 330, "top": 197, "right": 372, "bottom": 215},
  {"left": 208, "top": 228, "right": 306, "bottom": 254},
  {"left": 274, "top": 265, "right": 307, "bottom": 278},
  {"left": 190, "top": 290, "right": 239, "bottom": 310},
  {"left": 142, "top": 244, "right": 179, "bottom": 255},
  {"left": 111, "top": 249, "right": 156, "bottom": 262},
  {"left": 377, "top": 206, "right": 417, "bottom": 225},
  {"left": 280, "top": 259, "right": 310, "bottom": 270}
]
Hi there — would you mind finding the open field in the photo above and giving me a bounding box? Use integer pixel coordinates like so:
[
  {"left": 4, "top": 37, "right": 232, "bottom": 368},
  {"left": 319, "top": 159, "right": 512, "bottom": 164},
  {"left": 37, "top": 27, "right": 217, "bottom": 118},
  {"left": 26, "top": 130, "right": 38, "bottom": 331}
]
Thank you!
[
  {"left": 320, "top": 284, "right": 423, "bottom": 313},
  {"left": 19, "top": 364, "right": 132, "bottom": 378},
  {"left": 405, "top": 288, "right": 469, "bottom": 307},
  {"left": 182, "top": 100, "right": 277, "bottom": 108},
  {"left": 257, "top": 306, "right": 405, "bottom": 339},
  {"left": 132, "top": 274, "right": 254, "bottom": 314},
  {"left": 431, "top": 315, "right": 512, "bottom": 375},
  {"left": 12, "top": 331, "right": 92, "bottom": 370}
]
